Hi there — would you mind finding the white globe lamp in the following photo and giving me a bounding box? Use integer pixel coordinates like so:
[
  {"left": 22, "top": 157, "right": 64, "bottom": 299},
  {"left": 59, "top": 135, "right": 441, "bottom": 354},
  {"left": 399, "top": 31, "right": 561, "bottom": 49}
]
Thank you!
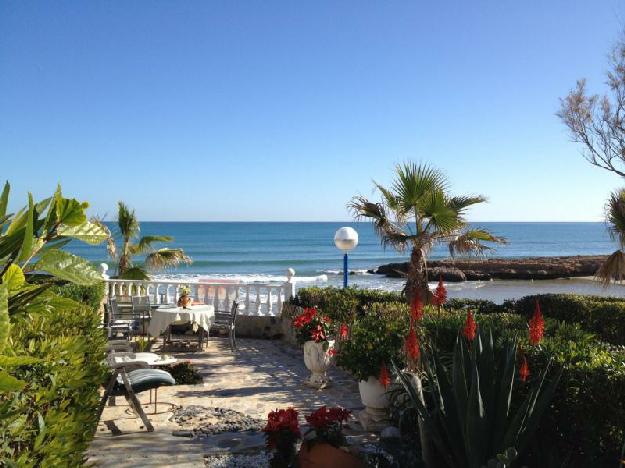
[{"left": 334, "top": 227, "right": 359, "bottom": 288}]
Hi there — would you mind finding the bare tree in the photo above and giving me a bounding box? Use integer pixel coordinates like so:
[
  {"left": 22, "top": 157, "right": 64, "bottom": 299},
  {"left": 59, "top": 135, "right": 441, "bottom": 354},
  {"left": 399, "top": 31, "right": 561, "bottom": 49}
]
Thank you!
[{"left": 558, "top": 36, "right": 625, "bottom": 177}]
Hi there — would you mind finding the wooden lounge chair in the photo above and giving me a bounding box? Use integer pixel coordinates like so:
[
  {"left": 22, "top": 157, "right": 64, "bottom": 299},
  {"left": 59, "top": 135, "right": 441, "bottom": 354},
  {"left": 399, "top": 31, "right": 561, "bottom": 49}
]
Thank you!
[{"left": 97, "top": 355, "right": 175, "bottom": 432}]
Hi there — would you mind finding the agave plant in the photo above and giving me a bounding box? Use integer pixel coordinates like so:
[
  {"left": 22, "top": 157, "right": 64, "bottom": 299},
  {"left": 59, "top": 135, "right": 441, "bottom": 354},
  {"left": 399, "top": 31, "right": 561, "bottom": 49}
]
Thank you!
[
  {"left": 0, "top": 181, "right": 108, "bottom": 391},
  {"left": 350, "top": 163, "right": 505, "bottom": 304},
  {"left": 392, "top": 328, "right": 561, "bottom": 468},
  {"left": 96, "top": 201, "right": 192, "bottom": 279}
]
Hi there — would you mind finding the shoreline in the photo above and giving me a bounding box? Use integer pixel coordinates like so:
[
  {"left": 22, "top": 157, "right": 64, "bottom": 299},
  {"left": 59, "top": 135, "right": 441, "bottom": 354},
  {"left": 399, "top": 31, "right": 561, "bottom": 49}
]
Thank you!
[{"left": 370, "top": 255, "right": 608, "bottom": 282}]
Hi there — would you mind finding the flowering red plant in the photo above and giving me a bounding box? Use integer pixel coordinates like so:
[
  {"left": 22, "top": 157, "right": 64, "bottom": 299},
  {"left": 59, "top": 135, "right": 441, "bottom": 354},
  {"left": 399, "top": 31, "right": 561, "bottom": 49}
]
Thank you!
[
  {"left": 264, "top": 408, "right": 301, "bottom": 465},
  {"left": 410, "top": 296, "right": 424, "bottom": 321},
  {"left": 303, "top": 406, "right": 351, "bottom": 448},
  {"left": 292, "top": 307, "right": 333, "bottom": 344},
  {"left": 433, "top": 277, "right": 447, "bottom": 307},
  {"left": 339, "top": 323, "right": 349, "bottom": 340},
  {"left": 405, "top": 325, "right": 420, "bottom": 361},
  {"left": 528, "top": 300, "right": 545, "bottom": 346},
  {"left": 379, "top": 363, "right": 391, "bottom": 388},
  {"left": 519, "top": 355, "right": 530, "bottom": 383},
  {"left": 463, "top": 310, "right": 476, "bottom": 342}
]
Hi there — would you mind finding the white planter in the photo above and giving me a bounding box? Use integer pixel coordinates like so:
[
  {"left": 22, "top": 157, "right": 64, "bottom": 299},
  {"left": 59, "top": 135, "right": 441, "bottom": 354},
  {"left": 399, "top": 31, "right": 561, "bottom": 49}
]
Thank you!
[
  {"left": 303, "top": 340, "right": 335, "bottom": 388},
  {"left": 357, "top": 376, "right": 390, "bottom": 431}
]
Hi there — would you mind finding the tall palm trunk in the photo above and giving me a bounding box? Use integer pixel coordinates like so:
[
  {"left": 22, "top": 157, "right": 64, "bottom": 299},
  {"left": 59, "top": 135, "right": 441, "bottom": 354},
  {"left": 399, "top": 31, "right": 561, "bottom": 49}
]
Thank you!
[
  {"left": 405, "top": 246, "right": 430, "bottom": 304},
  {"left": 118, "top": 237, "right": 131, "bottom": 276}
]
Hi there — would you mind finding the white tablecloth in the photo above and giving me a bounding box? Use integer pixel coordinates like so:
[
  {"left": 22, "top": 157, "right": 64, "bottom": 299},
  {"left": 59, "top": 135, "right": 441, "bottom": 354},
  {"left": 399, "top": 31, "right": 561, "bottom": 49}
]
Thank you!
[{"left": 148, "top": 305, "right": 215, "bottom": 337}]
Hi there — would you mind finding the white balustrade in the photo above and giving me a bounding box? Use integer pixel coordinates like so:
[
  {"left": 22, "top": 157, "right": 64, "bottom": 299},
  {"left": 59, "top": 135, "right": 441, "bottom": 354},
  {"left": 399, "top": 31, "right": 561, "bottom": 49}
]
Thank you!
[{"left": 104, "top": 276, "right": 295, "bottom": 317}]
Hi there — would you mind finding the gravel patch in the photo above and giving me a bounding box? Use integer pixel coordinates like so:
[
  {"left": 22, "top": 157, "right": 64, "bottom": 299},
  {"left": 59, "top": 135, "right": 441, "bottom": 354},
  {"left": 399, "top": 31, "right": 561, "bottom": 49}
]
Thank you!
[
  {"left": 204, "top": 452, "right": 270, "bottom": 468},
  {"left": 171, "top": 405, "right": 265, "bottom": 437}
]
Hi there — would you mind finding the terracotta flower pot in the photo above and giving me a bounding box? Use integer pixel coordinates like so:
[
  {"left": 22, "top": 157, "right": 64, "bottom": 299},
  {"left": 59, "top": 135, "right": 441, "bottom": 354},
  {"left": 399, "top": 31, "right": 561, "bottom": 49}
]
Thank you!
[
  {"left": 297, "top": 443, "right": 365, "bottom": 468},
  {"left": 303, "top": 340, "right": 335, "bottom": 388}
]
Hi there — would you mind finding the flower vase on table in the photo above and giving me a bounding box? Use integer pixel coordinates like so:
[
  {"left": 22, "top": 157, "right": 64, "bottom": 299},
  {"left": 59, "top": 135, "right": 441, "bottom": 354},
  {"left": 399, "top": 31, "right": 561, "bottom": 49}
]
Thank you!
[{"left": 177, "top": 285, "right": 193, "bottom": 309}]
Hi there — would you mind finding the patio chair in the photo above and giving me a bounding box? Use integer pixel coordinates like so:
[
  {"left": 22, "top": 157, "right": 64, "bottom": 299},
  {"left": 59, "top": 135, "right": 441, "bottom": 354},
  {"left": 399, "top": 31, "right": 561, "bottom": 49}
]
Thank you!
[
  {"left": 97, "top": 354, "right": 175, "bottom": 432},
  {"left": 131, "top": 295, "right": 151, "bottom": 336},
  {"left": 106, "top": 298, "right": 133, "bottom": 339},
  {"left": 209, "top": 300, "right": 239, "bottom": 351}
]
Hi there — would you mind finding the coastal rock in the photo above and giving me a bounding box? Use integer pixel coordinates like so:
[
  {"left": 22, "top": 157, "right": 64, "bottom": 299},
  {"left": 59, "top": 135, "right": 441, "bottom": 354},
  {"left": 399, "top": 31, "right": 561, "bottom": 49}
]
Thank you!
[{"left": 372, "top": 255, "right": 607, "bottom": 282}]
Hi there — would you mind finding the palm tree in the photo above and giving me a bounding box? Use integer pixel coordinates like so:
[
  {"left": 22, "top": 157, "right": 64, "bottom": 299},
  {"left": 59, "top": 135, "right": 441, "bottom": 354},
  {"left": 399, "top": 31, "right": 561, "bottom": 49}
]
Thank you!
[
  {"left": 97, "top": 202, "right": 192, "bottom": 279},
  {"left": 596, "top": 188, "right": 625, "bottom": 285},
  {"left": 349, "top": 163, "right": 506, "bottom": 303}
]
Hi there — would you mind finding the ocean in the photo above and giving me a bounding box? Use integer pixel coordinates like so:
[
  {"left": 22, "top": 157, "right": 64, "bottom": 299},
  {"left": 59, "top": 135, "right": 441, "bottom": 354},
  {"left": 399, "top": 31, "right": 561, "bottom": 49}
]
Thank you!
[{"left": 69, "top": 221, "right": 625, "bottom": 302}]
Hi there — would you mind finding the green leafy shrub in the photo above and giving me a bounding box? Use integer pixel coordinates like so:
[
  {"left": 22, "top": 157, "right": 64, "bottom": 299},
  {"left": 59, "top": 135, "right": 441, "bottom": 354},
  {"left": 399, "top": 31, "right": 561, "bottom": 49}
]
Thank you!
[
  {"left": 445, "top": 297, "right": 507, "bottom": 314},
  {"left": 291, "top": 287, "right": 402, "bottom": 323},
  {"left": 1, "top": 298, "right": 107, "bottom": 466},
  {"left": 514, "top": 294, "right": 625, "bottom": 345},
  {"left": 337, "top": 303, "right": 409, "bottom": 381},
  {"left": 51, "top": 282, "right": 106, "bottom": 314}
]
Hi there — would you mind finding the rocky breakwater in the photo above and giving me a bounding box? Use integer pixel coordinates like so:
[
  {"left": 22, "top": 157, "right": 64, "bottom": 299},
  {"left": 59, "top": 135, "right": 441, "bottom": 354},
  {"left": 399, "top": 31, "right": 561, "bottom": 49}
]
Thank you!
[{"left": 370, "top": 255, "right": 608, "bottom": 282}]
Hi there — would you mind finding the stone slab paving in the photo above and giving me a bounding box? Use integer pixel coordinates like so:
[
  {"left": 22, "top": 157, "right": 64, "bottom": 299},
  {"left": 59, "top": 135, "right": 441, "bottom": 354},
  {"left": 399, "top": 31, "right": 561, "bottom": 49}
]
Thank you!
[{"left": 88, "top": 338, "right": 375, "bottom": 467}]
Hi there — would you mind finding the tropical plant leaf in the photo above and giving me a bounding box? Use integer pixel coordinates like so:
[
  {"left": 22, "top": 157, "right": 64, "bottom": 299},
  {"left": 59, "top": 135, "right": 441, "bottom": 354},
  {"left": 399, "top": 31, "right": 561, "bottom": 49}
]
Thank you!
[
  {"left": 2, "top": 264, "right": 25, "bottom": 292},
  {"left": 0, "top": 369, "right": 26, "bottom": 392},
  {"left": 58, "top": 221, "right": 109, "bottom": 245},
  {"left": 0, "top": 181, "right": 9, "bottom": 220},
  {"left": 17, "top": 193, "right": 34, "bottom": 263},
  {"left": 0, "top": 285, "right": 8, "bottom": 352},
  {"left": 119, "top": 266, "right": 150, "bottom": 280},
  {"left": 34, "top": 249, "right": 102, "bottom": 285},
  {"left": 55, "top": 189, "right": 88, "bottom": 227}
]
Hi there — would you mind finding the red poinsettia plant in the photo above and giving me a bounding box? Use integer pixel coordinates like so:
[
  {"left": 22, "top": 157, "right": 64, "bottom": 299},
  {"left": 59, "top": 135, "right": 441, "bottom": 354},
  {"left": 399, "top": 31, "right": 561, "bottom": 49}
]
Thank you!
[
  {"left": 263, "top": 408, "right": 301, "bottom": 467},
  {"left": 292, "top": 307, "right": 334, "bottom": 345},
  {"left": 303, "top": 406, "right": 351, "bottom": 448}
]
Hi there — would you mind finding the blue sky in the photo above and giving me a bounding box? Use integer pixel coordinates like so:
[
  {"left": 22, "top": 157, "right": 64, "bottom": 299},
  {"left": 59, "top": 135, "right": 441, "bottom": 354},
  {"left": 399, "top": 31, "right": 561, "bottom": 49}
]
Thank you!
[{"left": 1, "top": 1, "right": 624, "bottom": 221}]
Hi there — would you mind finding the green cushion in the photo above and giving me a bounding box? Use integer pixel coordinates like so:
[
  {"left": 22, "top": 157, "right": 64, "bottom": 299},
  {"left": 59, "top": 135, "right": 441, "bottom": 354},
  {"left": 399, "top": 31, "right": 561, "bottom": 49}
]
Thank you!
[{"left": 112, "top": 368, "right": 175, "bottom": 396}]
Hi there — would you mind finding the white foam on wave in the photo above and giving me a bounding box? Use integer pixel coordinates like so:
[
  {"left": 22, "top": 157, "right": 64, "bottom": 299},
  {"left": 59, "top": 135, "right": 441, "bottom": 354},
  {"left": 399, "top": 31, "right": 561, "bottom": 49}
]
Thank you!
[
  {"left": 320, "top": 269, "right": 372, "bottom": 275},
  {"left": 151, "top": 272, "right": 329, "bottom": 284}
]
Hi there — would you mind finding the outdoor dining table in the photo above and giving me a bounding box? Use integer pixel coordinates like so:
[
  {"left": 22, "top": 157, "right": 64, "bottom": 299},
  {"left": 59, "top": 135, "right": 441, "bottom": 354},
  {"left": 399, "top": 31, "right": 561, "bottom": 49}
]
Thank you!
[{"left": 148, "top": 304, "right": 215, "bottom": 348}]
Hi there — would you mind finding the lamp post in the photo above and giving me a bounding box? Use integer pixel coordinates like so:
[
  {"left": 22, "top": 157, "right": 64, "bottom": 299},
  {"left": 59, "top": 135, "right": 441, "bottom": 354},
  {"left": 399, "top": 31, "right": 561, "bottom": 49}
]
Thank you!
[{"left": 334, "top": 227, "right": 359, "bottom": 288}]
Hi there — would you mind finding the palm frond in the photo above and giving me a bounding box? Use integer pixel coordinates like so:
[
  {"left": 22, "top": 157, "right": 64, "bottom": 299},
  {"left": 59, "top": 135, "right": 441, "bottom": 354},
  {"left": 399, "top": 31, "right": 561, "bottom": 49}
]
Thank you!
[
  {"left": 448, "top": 195, "right": 488, "bottom": 215},
  {"left": 130, "top": 235, "right": 174, "bottom": 255},
  {"left": 374, "top": 182, "right": 401, "bottom": 215},
  {"left": 606, "top": 188, "right": 625, "bottom": 248},
  {"left": 348, "top": 196, "right": 410, "bottom": 251},
  {"left": 392, "top": 162, "right": 448, "bottom": 215},
  {"left": 596, "top": 249, "right": 625, "bottom": 286},
  {"left": 448, "top": 229, "right": 507, "bottom": 257},
  {"left": 119, "top": 266, "right": 150, "bottom": 280},
  {"left": 117, "top": 201, "right": 139, "bottom": 240},
  {"left": 422, "top": 190, "right": 464, "bottom": 235},
  {"left": 144, "top": 248, "right": 192, "bottom": 271}
]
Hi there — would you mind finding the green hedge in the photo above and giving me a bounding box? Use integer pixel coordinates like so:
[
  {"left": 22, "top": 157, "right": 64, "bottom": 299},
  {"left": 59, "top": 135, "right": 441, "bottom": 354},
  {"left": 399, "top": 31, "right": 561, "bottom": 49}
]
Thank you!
[
  {"left": 290, "top": 286, "right": 402, "bottom": 322},
  {"left": 0, "top": 284, "right": 107, "bottom": 466},
  {"left": 514, "top": 293, "right": 625, "bottom": 345},
  {"left": 293, "top": 288, "right": 625, "bottom": 462}
]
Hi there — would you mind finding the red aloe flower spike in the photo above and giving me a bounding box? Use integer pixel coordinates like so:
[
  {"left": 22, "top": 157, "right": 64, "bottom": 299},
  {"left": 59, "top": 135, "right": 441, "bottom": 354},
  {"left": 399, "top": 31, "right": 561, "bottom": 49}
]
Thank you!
[
  {"left": 519, "top": 355, "right": 530, "bottom": 382},
  {"left": 339, "top": 323, "right": 349, "bottom": 340},
  {"left": 433, "top": 276, "right": 447, "bottom": 307},
  {"left": 410, "top": 296, "right": 424, "bottom": 322},
  {"left": 528, "top": 299, "right": 545, "bottom": 345},
  {"left": 405, "top": 325, "right": 420, "bottom": 360},
  {"left": 463, "top": 309, "right": 477, "bottom": 342},
  {"left": 379, "top": 363, "right": 391, "bottom": 389}
]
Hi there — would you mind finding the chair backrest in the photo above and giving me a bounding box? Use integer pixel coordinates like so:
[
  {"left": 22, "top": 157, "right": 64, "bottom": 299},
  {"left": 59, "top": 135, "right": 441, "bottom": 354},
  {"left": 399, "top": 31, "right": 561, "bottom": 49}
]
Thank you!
[
  {"left": 230, "top": 300, "right": 239, "bottom": 327},
  {"left": 108, "top": 298, "right": 120, "bottom": 323},
  {"left": 132, "top": 296, "right": 151, "bottom": 318},
  {"left": 213, "top": 300, "right": 239, "bottom": 326}
]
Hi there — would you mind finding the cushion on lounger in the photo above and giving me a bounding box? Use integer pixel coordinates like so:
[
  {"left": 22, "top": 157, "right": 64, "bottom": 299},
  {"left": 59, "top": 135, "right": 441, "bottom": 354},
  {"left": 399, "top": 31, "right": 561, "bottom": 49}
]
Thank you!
[{"left": 111, "top": 368, "right": 175, "bottom": 396}]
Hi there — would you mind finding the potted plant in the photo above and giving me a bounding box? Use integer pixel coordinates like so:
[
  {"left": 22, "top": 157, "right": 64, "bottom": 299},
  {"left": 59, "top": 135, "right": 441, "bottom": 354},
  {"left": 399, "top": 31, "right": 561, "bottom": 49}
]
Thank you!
[
  {"left": 263, "top": 407, "right": 301, "bottom": 468},
  {"left": 292, "top": 307, "right": 336, "bottom": 388},
  {"left": 297, "top": 406, "right": 364, "bottom": 468},
  {"left": 177, "top": 285, "right": 193, "bottom": 309},
  {"left": 336, "top": 305, "right": 408, "bottom": 430}
]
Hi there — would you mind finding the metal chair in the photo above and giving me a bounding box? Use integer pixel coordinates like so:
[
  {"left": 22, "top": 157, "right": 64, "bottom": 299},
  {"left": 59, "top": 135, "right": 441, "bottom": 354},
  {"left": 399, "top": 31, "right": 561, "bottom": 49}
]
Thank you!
[
  {"left": 209, "top": 300, "right": 239, "bottom": 351},
  {"left": 131, "top": 295, "right": 151, "bottom": 336},
  {"left": 107, "top": 298, "right": 133, "bottom": 339}
]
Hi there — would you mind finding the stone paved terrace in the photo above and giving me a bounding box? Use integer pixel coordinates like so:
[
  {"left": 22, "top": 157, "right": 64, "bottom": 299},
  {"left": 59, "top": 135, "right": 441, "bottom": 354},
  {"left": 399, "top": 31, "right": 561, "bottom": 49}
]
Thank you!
[{"left": 88, "top": 338, "right": 375, "bottom": 467}]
